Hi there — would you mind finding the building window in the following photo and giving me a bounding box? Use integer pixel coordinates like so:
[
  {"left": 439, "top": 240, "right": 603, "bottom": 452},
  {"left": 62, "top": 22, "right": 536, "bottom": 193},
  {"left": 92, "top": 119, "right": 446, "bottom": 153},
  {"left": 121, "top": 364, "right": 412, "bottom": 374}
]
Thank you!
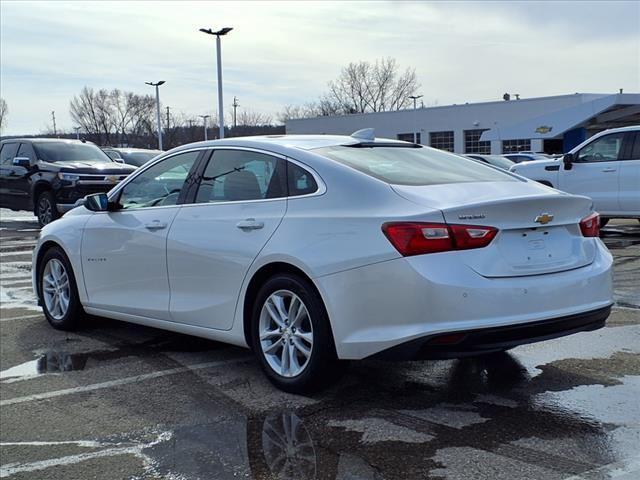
[
  {"left": 429, "top": 131, "right": 454, "bottom": 152},
  {"left": 464, "top": 129, "right": 491, "bottom": 154},
  {"left": 502, "top": 139, "right": 531, "bottom": 153},
  {"left": 397, "top": 133, "right": 421, "bottom": 144}
]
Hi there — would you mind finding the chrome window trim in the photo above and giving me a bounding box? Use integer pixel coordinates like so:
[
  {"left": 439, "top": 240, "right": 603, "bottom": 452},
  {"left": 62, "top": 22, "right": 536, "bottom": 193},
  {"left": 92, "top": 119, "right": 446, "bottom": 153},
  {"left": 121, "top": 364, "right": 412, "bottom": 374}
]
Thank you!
[
  {"left": 106, "top": 146, "right": 327, "bottom": 209},
  {"left": 195, "top": 146, "right": 326, "bottom": 200}
]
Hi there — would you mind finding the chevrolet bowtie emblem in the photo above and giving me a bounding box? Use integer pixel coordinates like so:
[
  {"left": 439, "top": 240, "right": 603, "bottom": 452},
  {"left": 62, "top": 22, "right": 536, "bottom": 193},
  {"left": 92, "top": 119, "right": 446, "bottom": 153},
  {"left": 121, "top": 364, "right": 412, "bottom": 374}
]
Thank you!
[{"left": 535, "top": 213, "right": 554, "bottom": 225}]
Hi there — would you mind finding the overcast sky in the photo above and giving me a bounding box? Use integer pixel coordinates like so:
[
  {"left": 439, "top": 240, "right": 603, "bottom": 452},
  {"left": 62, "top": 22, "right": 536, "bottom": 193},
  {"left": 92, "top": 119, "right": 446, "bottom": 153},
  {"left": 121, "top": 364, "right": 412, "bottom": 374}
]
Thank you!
[{"left": 1, "top": 0, "right": 638, "bottom": 136}]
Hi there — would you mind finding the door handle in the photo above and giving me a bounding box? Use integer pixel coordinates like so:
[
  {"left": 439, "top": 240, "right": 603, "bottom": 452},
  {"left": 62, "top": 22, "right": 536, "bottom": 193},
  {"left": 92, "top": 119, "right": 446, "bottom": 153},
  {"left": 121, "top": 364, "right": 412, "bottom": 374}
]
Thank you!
[
  {"left": 145, "top": 220, "right": 167, "bottom": 230},
  {"left": 601, "top": 168, "right": 617, "bottom": 172},
  {"left": 236, "top": 218, "right": 264, "bottom": 230}
]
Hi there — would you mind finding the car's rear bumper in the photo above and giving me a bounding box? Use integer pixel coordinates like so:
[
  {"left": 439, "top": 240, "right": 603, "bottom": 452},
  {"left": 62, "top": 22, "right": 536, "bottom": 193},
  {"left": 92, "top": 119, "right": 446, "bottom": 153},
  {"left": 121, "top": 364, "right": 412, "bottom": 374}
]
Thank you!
[
  {"left": 370, "top": 305, "right": 611, "bottom": 360},
  {"left": 316, "top": 238, "right": 613, "bottom": 360}
]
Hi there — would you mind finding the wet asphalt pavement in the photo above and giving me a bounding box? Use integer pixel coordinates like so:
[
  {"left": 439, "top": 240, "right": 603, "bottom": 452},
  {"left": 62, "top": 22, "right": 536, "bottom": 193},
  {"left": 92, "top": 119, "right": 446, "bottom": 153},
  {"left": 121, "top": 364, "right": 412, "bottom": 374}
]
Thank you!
[{"left": 0, "top": 210, "right": 639, "bottom": 480}]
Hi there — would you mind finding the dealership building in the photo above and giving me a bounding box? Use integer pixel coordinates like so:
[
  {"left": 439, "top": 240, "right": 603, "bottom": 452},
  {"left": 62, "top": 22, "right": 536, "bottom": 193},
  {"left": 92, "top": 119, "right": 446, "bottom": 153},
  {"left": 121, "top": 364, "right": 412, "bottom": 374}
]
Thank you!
[{"left": 286, "top": 92, "right": 640, "bottom": 154}]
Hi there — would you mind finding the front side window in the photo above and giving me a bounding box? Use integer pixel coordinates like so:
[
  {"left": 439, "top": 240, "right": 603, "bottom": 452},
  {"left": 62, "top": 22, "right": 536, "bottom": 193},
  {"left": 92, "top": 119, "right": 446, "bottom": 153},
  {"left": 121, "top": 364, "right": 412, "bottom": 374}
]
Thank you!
[
  {"left": 33, "top": 142, "right": 113, "bottom": 163},
  {"left": 0, "top": 143, "right": 18, "bottom": 164},
  {"left": 17, "top": 143, "right": 36, "bottom": 162},
  {"left": 315, "top": 146, "right": 517, "bottom": 186},
  {"left": 577, "top": 133, "right": 624, "bottom": 163},
  {"left": 118, "top": 151, "right": 200, "bottom": 209},
  {"left": 195, "top": 150, "right": 286, "bottom": 203}
]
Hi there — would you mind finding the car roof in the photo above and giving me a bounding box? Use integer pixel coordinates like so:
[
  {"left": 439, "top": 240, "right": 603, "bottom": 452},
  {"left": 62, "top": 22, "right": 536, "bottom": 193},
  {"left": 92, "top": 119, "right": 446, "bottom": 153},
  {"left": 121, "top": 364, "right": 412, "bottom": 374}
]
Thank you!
[
  {"left": 167, "top": 134, "right": 410, "bottom": 156},
  {"left": 1, "top": 138, "right": 95, "bottom": 145},
  {"left": 591, "top": 125, "right": 639, "bottom": 134},
  {"left": 113, "top": 147, "right": 163, "bottom": 153}
]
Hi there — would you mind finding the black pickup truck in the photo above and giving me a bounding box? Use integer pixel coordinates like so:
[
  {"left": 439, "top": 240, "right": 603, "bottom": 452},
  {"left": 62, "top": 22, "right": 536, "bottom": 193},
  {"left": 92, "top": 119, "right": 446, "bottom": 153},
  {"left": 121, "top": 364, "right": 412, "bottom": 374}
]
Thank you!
[{"left": 0, "top": 138, "right": 136, "bottom": 226}]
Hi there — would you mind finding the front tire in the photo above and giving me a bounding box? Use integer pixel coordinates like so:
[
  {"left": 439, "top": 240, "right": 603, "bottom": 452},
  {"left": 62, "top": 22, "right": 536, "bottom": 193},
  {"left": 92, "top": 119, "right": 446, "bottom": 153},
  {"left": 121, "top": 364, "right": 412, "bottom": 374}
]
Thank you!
[
  {"left": 36, "top": 191, "right": 60, "bottom": 227},
  {"left": 251, "top": 274, "right": 340, "bottom": 394},
  {"left": 39, "top": 247, "right": 85, "bottom": 330}
]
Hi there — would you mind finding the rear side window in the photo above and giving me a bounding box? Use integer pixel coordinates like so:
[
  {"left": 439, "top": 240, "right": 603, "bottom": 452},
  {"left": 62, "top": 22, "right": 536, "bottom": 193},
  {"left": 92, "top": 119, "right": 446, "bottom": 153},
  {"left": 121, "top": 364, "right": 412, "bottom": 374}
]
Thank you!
[
  {"left": 196, "top": 150, "right": 287, "bottom": 203},
  {"left": 314, "top": 146, "right": 517, "bottom": 186},
  {"left": 0, "top": 143, "right": 18, "bottom": 164},
  {"left": 287, "top": 162, "right": 318, "bottom": 196}
]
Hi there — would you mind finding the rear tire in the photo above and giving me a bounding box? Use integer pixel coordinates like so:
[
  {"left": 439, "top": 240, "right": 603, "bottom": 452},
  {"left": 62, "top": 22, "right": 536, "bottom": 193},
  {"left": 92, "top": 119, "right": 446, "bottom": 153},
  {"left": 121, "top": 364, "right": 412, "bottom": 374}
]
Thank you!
[
  {"left": 38, "top": 246, "right": 85, "bottom": 330},
  {"left": 36, "top": 191, "right": 60, "bottom": 227},
  {"left": 251, "top": 273, "right": 340, "bottom": 394}
]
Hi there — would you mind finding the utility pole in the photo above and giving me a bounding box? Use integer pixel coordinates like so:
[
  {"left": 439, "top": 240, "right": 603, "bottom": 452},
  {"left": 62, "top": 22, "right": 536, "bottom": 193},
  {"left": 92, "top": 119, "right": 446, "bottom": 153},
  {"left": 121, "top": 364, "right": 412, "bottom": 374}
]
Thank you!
[
  {"left": 74, "top": 126, "right": 81, "bottom": 140},
  {"left": 232, "top": 96, "right": 239, "bottom": 129},
  {"left": 408, "top": 95, "right": 423, "bottom": 144},
  {"left": 51, "top": 111, "right": 57, "bottom": 136},
  {"left": 145, "top": 81, "right": 165, "bottom": 150},
  {"left": 199, "top": 27, "right": 233, "bottom": 139}
]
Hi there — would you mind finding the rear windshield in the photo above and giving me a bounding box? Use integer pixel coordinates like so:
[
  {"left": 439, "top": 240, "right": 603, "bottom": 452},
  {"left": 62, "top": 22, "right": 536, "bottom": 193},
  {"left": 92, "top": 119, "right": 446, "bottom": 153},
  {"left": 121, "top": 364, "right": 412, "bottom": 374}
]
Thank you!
[
  {"left": 119, "top": 151, "right": 161, "bottom": 167},
  {"left": 483, "top": 155, "right": 515, "bottom": 169},
  {"left": 33, "top": 142, "right": 113, "bottom": 163},
  {"left": 315, "top": 145, "right": 518, "bottom": 186}
]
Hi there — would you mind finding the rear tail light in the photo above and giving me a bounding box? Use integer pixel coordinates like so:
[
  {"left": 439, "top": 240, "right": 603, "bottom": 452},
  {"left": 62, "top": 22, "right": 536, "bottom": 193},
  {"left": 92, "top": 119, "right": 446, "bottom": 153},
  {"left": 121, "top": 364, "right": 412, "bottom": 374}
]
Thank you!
[
  {"left": 382, "top": 222, "right": 498, "bottom": 256},
  {"left": 579, "top": 212, "right": 600, "bottom": 237}
]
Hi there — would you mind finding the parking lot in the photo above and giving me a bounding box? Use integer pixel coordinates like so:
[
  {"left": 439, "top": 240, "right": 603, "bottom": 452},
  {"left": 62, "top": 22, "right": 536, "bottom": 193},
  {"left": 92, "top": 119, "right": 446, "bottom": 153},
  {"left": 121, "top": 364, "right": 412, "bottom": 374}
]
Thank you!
[{"left": 0, "top": 210, "right": 638, "bottom": 480}]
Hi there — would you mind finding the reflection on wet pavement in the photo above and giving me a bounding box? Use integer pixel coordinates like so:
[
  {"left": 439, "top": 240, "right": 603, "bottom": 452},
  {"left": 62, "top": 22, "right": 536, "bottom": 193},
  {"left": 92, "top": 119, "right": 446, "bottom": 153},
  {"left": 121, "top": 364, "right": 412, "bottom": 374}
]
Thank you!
[
  {"left": 29, "top": 347, "right": 629, "bottom": 480},
  {"left": 0, "top": 352, "right": 87, "bottom": 382}
]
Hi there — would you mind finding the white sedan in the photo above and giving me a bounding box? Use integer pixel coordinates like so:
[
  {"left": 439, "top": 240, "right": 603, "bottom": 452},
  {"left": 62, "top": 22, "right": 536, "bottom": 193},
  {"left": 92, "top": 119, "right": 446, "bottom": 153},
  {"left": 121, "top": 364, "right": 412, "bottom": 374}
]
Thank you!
[{"left": 32, "top": 131, "right": 613, "bottom": 393}]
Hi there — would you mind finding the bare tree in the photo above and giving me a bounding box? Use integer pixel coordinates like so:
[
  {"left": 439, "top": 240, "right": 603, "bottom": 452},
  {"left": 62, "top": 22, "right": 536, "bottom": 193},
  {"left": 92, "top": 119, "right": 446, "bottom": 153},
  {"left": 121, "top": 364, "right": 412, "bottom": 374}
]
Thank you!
[
  {"left": 326, "top": 57, "right": 419, "bottom": 113},
  {"left": 70, "top": 87, "right": 156, "bottom": 146},
  {"left": 237, "top": 109, "right": 273, "bottom": 127},
  {"left": 278, "top": 57, "right": 419, "bottom": 123},
  {"left": 277, "top": 100, "right": 341, "bottom": 124},
  {"left": 0, "top": 97, "right": 7, "bottom": 133}
]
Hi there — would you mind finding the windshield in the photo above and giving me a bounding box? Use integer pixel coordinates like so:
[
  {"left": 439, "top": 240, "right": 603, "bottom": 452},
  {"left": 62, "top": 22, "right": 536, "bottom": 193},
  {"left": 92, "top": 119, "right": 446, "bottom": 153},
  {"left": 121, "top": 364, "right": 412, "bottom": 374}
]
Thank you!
[
  {"left": 315, "top": 145, "right": 517, "bottom": 186},
  {"left": 484, "top": 155, "right": 515, "bottom": 169},
  {"left": 119, "top": 151, "right": 161, "bottom": 167},
  {"left": 33, "top": 142, "right": 113, "bottom": 163}
]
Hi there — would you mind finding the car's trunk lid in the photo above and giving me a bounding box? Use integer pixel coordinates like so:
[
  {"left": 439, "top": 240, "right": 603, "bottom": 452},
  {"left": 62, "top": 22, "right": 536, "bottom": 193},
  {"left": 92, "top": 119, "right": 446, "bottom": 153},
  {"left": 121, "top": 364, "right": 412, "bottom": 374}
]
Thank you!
[{"left": 391, "top": 181, "right": 597, "bottom": 277}]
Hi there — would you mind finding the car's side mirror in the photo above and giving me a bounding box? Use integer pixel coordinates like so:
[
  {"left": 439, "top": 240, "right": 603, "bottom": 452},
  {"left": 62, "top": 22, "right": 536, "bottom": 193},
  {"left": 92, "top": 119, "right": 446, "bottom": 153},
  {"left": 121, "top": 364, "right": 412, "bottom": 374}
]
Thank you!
[
  {"left": 112, "top": 158, "right": 125, "bottom": 164},
  {"left": 12, "top": 157, "right": 31, "bottom": 169},
  {"left": 563, "top": 153, "right": 574, "bottom": 171},
  {"left": 83, "top": 193, "right": 111, "bottom": 212}
]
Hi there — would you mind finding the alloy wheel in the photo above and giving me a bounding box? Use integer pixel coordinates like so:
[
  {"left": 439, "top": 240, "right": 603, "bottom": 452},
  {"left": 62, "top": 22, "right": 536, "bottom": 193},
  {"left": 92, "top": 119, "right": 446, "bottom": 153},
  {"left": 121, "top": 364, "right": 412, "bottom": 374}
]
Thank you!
[
  {"left": 38, "top": 196, "right": 53, "bottom": 225},
  {"left": 42, "top": 258, "right": 70, "bottom": 320},
  {"left": 259, "top": 290, "right": 314, "bottom": 378}
]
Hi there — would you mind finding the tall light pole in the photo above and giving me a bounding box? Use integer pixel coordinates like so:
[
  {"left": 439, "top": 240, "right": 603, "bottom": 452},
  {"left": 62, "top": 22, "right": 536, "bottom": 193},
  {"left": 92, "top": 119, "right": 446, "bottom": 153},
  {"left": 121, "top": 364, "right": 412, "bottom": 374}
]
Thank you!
[
  {"left": 199, "top": 115, "right": 210, "bottom": 141},
  {"left": 145, "top": 81, "right": 165, "bottom": 149},
  {"left": 199, "top": 27, "right": 233, "bottom": 139},
  {"left": 74, "top": 126, "right": 81, "bottom": 140},
  {"left": 408, "top": 95, "right": 423, "bottom": 144},
  {"left": 232, "top": 96, "right": 239, "bottom": 129}
]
